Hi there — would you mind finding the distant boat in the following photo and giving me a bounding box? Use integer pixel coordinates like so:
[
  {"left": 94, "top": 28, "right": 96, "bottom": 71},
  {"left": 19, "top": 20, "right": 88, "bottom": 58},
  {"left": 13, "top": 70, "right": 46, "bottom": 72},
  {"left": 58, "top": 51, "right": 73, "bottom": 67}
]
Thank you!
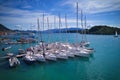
[
  {"left": 114, "top": 31, "right": 118, "bottom": 37},
  {"left": 2, "top": 46, "right": 11, "bottom": 51}
]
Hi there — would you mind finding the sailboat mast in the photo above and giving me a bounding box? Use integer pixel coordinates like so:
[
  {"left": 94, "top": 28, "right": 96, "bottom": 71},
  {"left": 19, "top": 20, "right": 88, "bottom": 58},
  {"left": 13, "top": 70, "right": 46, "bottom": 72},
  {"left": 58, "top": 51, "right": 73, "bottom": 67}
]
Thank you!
[
  {"left": 54, "top": 16, "right": 57, "bottom": 42},
  {"left": 54, "top": 16, "right": 56, "bottom": 29},
  {"left": 47, "top": 17, "right": 50, "bottom": 43},
  {"left": 37, "top": 18, "right": 42, "bottom": 42},
  {"left": 84, "top": 15, "right": 87, "bottom": 41},
  {"left": 81, "top": 10, "right": 84, "bottom": 41},
  {"left": 65, "top": 14, "right": 68, "bottom": 42},
  {"left": 59, "top": 13, "right": 61, "bottom": 42},
  {"left": 42, "top": 13, "right": 45, "bottom": 56},
  {"left": 43, "top": 13, "right": 45, "bottom": 32},
  {"left": 76, "top": 2, "right": 79, "bottom": 43}
]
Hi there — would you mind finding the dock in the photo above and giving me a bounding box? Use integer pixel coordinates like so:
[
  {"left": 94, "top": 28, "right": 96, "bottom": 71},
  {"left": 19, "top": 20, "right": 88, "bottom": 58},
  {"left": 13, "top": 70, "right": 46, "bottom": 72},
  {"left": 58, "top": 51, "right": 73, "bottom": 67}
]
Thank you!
[{"left": 0, "top": 54, "right": 26, "bottom": 59}]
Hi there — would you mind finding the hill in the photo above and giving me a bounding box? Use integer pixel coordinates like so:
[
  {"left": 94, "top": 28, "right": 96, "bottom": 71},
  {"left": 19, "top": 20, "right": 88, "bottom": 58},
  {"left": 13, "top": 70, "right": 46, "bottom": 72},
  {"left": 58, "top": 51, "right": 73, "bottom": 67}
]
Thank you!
[
  {"left": 0, "top": 24, "right": 11, "bottom": 31},
  {"left": 88, "top": 25, "right": 120, "bottom": 35},
  {"left": 61, "top": 25, "right": 120, "bottom": 35}
]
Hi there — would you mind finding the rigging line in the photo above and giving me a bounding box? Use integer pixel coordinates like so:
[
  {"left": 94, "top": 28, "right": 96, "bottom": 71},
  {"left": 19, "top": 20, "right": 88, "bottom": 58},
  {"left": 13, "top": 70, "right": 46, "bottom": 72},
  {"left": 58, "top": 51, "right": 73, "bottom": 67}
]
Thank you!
[{"left": 76, "top": 2, "right": 79, "bottom": 43}]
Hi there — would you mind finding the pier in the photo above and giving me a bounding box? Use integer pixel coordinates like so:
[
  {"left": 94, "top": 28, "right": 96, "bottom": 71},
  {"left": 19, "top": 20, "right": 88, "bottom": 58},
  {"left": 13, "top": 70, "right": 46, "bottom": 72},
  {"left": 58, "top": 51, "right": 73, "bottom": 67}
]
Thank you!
[{"left": 0, "top": 54, "right": 26, "bottom": 59}]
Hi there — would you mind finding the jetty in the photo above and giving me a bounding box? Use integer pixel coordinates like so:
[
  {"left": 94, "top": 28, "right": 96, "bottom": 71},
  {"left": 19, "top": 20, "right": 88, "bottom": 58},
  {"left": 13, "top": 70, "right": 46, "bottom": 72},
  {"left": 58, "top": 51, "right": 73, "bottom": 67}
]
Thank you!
[{"left": 0, "top": 54, "right": 26, "bottom": 59}]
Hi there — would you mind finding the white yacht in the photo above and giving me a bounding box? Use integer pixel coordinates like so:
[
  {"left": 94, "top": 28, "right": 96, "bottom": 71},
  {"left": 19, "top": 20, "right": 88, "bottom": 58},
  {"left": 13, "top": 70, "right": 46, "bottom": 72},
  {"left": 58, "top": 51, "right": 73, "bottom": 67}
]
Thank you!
[
  {"left": 9, "top": 56, "right": 20, "bottom": 67},
  {"left": 54, "top": 50, "right": 68, "bottom": 60},
  {"left": 45, "top": 51, "right": 57, "bottom": 61},
  {"left": 33, "top": 53, "right": 46, "bottom": 62},
  {"left": 23, "top": 51, "right": 36, "bottom": 63}
]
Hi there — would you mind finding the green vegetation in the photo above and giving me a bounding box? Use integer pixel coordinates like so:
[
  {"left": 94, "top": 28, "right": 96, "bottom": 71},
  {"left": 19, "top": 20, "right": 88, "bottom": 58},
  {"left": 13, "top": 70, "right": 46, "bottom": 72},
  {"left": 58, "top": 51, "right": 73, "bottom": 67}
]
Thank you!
[
  {"left": 88, "top": 25, "right": 120, "bottom": 35},
  {"left": 63, "top": 25, "right": 120, "bottom": 35}
]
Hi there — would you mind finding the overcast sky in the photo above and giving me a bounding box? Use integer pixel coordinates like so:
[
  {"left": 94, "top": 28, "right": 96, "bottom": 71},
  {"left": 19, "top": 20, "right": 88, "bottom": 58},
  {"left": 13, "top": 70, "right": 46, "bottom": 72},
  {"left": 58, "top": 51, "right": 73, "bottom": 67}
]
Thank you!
[{"left": 0, "top": 0, "right": 120, "bottom": 30}]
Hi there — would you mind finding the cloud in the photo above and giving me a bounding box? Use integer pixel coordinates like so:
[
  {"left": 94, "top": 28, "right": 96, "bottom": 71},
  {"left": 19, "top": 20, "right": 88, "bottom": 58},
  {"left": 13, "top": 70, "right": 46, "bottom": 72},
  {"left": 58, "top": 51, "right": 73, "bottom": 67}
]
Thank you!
[
  {"left": 0, "top": 5, "right": 107, "bottom": 30},
  {"left": 22, "top": 5, "right": 32, "bottom": 9},
  {"left": 62, "top": 0, "right": 120, "bottom": 14},
  {"left": 0, "top": 0, "right": 119, "bottom": 30}
]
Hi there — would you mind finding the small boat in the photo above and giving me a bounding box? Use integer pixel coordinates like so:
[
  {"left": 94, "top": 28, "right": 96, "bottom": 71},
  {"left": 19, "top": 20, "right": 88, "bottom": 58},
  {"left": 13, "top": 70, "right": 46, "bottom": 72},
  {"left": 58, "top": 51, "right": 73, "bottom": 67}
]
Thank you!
[
  {"left": 2, "top": 46, "right": 11, "bottom": 51},
  {"left": 18, "top": 49, "right": 25, "bottom": 54},
  {"left": 114, "top": 31, "right": 118, "bottom": 37},
  {"left": 7, "top": 53, "right": 14, "bottom": 56},
  {"left": 9, "top": 56, "right": 20, "bottom": 67}
]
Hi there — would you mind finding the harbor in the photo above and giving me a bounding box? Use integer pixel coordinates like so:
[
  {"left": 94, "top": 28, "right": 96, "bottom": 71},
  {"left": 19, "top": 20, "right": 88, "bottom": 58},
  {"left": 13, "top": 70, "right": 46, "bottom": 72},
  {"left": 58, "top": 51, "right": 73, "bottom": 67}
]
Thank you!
[
  {"left": 0, "top": 2, "right": 95, "bottom": 67},
  {"left": 0, "top": 34, "right": 120, "bottom": 80},
  {"left": 0, "top": 0, "right": 120, "bottom": 80}
]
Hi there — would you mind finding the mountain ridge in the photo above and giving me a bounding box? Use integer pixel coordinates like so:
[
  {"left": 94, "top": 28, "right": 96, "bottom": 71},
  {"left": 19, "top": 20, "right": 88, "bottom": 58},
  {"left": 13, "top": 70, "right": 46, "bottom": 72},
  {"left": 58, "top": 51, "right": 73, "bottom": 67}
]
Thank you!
[{"left": 0, "top": 24, "right": 120, "bottom": 35}]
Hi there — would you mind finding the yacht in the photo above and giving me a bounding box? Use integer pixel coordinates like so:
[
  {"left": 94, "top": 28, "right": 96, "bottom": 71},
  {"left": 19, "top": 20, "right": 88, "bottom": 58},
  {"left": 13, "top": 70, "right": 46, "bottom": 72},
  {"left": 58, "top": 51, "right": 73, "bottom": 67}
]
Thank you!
[
  {"left": 45, "top": 51, "right": 57, "bottom": 61},
  {"left": 9, "top": 56, "right": 20, "bottom": 67},
  {"left": 33, "top": 53, "right": 46, "bottom": 62},
  {"left": 54, "top": 50, "right": 68, "bottom": 60},
  {"left": 23, "top": 51, "right": 36, "bottom": 64}
]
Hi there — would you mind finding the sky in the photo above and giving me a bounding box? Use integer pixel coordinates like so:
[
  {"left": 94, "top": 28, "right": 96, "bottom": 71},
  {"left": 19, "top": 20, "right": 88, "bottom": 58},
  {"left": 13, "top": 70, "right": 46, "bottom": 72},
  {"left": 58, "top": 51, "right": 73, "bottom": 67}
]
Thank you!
[{"left": 0, "top": 0, "right": 120, "bottom": 30}]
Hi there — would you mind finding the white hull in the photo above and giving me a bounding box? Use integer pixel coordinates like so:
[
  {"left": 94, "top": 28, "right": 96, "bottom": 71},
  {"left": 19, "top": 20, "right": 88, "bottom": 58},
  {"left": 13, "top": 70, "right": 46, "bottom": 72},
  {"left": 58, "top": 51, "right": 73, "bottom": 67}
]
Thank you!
[
  {"left": 55, "top": 52, "right": 68, "bottom": 60},
  {"left": 23, "top": 52, "right": 36, "bottom": 63},
  {"left": 66, "top": 52, "right": 75, "bottom": 57},
  {"left": 33, "top": 54, "right": 46, "bottom": 62},
  {"left": 45, "top": 53, "right": 57, "bottom": 61},
  {"left": 9, "top": 57, "right": 20, "bottom": 67}
]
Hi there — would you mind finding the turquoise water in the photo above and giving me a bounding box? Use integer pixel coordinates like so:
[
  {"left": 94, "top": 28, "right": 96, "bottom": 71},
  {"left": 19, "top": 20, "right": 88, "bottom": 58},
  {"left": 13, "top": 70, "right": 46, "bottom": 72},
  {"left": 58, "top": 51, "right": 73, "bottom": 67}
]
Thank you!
[{"left": 0, "top": 33, "right": 120, "bottom": 80}]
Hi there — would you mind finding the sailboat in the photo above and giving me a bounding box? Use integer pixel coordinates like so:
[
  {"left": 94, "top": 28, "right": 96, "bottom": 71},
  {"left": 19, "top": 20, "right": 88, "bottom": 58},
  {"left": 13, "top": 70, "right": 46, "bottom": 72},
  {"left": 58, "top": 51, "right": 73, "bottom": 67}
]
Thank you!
[
  {"left": 44, "top": 17, "right": 57, "bottom": 61},
  {"left": 114, "top": 31, "right": 118, "bottom": 37},
  {"left": 33, "top": 18, "right": 46, "bottom": 62},
  {"left": 80, "top": 10, "right": 90, "bottom": 47},
  {"left": 73, "top": 2, "right": 93, "bottom": 57},
  {"left": 64, "top": 14, "right": 75, "bottom": 58}
]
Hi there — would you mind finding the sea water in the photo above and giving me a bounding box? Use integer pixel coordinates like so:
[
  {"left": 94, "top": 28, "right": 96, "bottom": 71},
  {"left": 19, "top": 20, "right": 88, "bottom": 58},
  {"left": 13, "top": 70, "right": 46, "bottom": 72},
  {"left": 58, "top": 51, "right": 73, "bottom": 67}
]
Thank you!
[{"left": 0, "top": 33, "right": 120, "bottom": 80}]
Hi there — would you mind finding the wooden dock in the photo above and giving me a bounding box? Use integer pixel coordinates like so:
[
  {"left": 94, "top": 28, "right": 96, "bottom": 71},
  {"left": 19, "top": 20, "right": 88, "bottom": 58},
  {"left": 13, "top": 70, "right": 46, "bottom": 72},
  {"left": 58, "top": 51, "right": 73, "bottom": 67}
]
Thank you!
[{"left": 0, "top": 54, "right": 26, "bottom": 59}]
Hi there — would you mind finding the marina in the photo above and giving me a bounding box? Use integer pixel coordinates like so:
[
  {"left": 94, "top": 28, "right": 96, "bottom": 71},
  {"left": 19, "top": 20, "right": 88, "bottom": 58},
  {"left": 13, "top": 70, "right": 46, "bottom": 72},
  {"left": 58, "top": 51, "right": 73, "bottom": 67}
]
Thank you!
[
  {"left": 0, "top": 34, "right": 120, "bottom": 80},
  {"left": 0, "top": 0, "right": 120, "bottom": 80}
]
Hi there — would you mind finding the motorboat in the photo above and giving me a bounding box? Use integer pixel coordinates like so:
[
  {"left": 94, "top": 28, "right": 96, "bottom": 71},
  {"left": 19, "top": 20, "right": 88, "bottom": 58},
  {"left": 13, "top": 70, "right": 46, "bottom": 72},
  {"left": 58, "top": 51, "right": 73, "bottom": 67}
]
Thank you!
[
  {"left": 18, "top": 49, "right": 25, "bottom": 54},
  {"left": 9, "top": 56, "right": 20, "bottom": 67}
]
